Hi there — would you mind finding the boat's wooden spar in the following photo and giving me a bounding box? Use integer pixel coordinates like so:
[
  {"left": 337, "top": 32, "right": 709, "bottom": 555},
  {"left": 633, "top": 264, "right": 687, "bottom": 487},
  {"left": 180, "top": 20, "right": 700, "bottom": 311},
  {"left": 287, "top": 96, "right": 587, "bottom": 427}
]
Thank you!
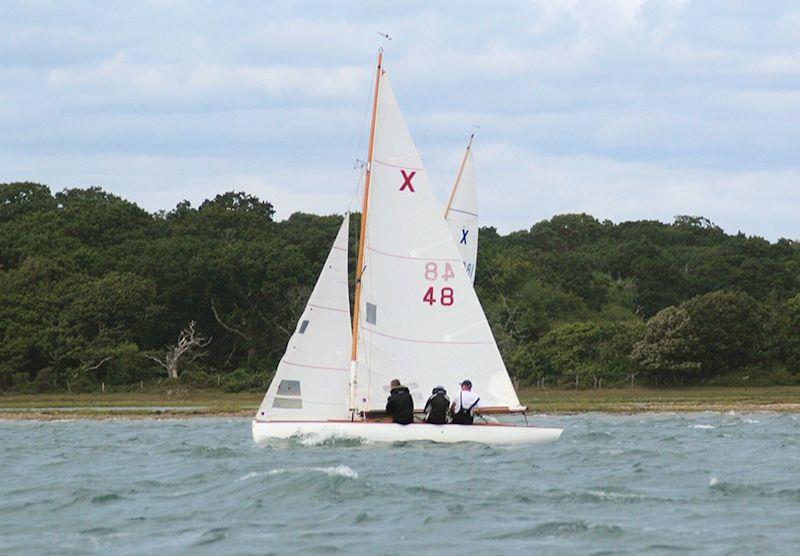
[{"left": 351, "top": 50, "right": 383, "bottom": 363}]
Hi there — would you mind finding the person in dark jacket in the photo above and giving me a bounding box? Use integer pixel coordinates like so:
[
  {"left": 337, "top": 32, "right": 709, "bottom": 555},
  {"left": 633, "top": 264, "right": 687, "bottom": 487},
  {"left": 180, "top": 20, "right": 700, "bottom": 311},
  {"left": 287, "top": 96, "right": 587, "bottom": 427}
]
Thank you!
[
  {"left": 424, "top": 386, "right": 450, "bottom": 424},
  {"left": 385, "top": 379, "right": 414, "bottom": 425}
]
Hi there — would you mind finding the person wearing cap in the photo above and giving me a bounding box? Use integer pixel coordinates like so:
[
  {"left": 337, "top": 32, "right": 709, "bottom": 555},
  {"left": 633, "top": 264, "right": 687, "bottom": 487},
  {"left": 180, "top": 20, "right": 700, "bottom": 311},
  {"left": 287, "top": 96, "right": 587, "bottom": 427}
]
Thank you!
[
  {"left": 449, "top": 380, "right": 481, "bottom": 425},
  {"left": 385, "top": 379, "right": 414, "bottom": 425},
  {"left": 423, "top": 386, "right": 450, "bottom": 424}
]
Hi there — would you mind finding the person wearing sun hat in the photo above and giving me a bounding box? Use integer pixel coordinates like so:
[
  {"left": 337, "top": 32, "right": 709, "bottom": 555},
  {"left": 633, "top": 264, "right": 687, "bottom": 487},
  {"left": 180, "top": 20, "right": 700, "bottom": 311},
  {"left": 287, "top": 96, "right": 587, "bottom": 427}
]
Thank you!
[{"left": 449, "top": 379, "right": 480, "bottom": 425}]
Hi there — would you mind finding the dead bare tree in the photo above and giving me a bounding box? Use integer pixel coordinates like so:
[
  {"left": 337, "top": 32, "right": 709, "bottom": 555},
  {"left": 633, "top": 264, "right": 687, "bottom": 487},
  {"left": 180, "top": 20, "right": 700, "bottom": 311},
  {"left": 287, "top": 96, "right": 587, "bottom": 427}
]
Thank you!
[{"left": 145, "top": 321, "right": 211, "bottom": 379}]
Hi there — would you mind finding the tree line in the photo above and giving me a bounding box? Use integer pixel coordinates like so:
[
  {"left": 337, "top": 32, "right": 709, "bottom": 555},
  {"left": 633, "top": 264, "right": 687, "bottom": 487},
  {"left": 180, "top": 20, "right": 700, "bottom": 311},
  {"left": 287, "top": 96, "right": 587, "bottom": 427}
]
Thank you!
[{"left": 2, "top": 182, "right": 799, "bottom": 393}]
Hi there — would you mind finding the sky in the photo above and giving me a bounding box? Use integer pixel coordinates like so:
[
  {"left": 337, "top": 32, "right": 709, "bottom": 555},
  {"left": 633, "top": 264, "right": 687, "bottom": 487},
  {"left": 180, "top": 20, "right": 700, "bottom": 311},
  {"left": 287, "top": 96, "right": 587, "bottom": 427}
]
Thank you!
[{"left": 2, "top": 0, "right": 799, "bottom": 240}]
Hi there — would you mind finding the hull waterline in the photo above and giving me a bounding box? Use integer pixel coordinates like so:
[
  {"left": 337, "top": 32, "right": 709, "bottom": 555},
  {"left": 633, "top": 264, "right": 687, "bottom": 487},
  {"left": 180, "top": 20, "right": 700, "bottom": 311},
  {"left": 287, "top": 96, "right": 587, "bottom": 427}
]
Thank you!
[{"left": 252, "top": 420, "right": 562, "bottom": 445}]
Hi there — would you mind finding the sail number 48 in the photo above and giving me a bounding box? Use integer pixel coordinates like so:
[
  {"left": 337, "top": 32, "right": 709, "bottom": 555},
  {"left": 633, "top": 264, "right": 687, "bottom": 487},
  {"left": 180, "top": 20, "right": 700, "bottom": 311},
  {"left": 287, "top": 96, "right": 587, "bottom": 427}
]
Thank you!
[
  {"left": 423, "top": 262, "right": 455, "bottom": 306},
  {"left": 423, "top": 286, "right": 454, "bottom": 306}
]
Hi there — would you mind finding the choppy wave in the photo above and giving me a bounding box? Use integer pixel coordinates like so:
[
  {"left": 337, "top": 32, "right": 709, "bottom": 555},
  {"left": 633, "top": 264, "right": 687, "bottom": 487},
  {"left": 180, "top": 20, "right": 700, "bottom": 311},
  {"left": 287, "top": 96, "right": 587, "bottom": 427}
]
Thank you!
[
  {"left": 546, "top": 486, "right": 664, "bottom": 504},
  {"left": 2, "top": 413, "right": 799, "bottom": 554},
  {"left": 238, "top": 465, "right": 358, "bottom": 481},
  {"left": 258, "top": 434, "right": 369, "bottom": 448},
  {"left": 490, "top": 520, "right": 624, "bottom": 540},
  {"left": 708, "top": 479, "right": 800, "bottom": 500}
]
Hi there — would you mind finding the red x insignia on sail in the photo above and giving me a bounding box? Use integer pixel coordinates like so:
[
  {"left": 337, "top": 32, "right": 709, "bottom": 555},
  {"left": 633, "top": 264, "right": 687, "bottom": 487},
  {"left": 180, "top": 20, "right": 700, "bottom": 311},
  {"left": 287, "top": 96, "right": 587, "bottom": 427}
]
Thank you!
[{"left": 399, "top": 170, "right": 416, "bottom": 192}]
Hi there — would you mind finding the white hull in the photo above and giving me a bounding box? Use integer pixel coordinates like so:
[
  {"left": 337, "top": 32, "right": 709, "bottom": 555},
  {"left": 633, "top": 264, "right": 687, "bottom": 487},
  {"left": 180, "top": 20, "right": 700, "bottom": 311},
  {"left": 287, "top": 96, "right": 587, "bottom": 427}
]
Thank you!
[{"left": 252, "top": 420, "right": 562, "bottom": 446}]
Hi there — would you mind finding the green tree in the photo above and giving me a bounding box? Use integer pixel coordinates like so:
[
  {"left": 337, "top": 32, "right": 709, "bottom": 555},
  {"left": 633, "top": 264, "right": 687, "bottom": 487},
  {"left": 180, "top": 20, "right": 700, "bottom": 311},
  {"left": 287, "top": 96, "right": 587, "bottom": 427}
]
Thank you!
[
  {"left": 0, "top": 182, "right": 56, "bottom": 223},
  {"left": 631, "top": 306, "right": 701, "bottom": 385},
  {"left": 682, "top": 290, "right": 765, "bottom": 376},
  {"left": 782, "top": 293, "right": 800, "bottom": 373},
  {"left": 521, "top": 320, "right": 643, "bottom": 387}
]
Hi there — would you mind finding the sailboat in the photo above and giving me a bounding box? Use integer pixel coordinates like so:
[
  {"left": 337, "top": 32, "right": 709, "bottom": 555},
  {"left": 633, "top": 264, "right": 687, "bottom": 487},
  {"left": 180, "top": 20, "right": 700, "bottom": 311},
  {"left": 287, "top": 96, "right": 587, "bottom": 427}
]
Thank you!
[
  {"left": 252, "top": 51, "right": 562, "bottom": 445},
  {"left": 444, "top": 134, "right": 479, "bottom": 283}
]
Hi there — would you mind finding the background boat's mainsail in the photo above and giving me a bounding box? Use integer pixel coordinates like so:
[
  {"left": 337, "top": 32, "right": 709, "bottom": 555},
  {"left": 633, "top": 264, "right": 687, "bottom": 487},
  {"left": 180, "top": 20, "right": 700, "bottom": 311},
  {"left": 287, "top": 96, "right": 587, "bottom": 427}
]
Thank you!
[
  {"left": 257, "top": 215, "right": 352, "bottom": 421},
  {"left": 355, "top": 74, "right": 521, "bottom": 412},
  {"left": 445, "top": 140, "right": 479, "bottom": 283}
]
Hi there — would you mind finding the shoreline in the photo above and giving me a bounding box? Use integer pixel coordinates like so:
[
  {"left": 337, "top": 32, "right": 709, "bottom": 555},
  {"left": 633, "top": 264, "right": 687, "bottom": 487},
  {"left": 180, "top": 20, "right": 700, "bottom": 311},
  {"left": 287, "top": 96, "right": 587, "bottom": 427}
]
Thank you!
[
  {"left": 0, "top": 409, "right": 256, "bottom": 421},
  {"left": 2, "top": 386, "right": 800, "bottom": 419}
]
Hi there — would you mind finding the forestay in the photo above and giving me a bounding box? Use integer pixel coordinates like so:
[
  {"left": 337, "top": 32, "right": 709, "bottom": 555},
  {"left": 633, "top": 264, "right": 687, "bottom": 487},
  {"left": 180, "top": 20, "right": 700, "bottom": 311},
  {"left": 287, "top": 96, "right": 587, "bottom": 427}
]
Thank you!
[
  {"left": 444, "top": 138, "right": 479, "bottom": 283},
  {"left": 257, "top": 215, "right": 352, "bottom": 421},
  {"left": 354, "top": 74, "right": 520, "bottom": 413}
]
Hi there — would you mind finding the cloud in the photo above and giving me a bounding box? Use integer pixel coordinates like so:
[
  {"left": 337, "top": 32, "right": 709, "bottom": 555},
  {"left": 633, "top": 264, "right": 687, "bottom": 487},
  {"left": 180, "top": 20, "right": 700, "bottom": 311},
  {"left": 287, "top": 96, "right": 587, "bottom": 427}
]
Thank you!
[
  {"left": 45, "top": 55, "right": 368, "bottom": 107},
  {"left": 2, "top": 0, "right": 799, "bottom": 241},
  {"left": 467, "top": 142, "right": 800, "bottom": 240}
]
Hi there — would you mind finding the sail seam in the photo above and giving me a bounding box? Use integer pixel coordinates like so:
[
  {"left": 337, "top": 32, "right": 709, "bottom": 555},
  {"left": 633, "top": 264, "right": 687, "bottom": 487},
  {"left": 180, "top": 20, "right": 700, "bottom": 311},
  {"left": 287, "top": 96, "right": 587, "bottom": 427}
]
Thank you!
[
  {"left": 366, "top": 246, "right": 461, "bottom": 262},
  {"left": 308, "top": 303, "right": 349, "bottom": 313},
  {"left": 373, "top": 158, "right": 424, "bottom": 171},
  {"left": 361, "top": 327, "right": 493, "bottom": 345},
  {"left": 446, "top": 208, "right": 479, "bottom": 217},
  {"left": 282, "top": 361, "right": 350, "bottom": 372}
]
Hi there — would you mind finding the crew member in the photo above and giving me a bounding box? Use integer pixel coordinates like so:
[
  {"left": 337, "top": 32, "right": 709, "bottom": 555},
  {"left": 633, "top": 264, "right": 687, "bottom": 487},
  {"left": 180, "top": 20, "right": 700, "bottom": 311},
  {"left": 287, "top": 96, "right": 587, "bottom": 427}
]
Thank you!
[
  {"left": 423, "top": 386, "right": 450, "bottom": 424},
  {"left": 449, "top": 379, "right": 480, "bottom": 425},
  {"left": 385, "top": 379, "right": 414, "bottom": 425}
]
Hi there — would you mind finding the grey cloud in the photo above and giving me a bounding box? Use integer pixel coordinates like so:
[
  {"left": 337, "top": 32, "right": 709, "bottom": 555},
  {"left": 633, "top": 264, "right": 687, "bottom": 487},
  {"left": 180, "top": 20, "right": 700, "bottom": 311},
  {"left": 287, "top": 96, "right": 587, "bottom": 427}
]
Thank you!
[{"left": 2, "top": 0, "right": 799, "bottom": 240}]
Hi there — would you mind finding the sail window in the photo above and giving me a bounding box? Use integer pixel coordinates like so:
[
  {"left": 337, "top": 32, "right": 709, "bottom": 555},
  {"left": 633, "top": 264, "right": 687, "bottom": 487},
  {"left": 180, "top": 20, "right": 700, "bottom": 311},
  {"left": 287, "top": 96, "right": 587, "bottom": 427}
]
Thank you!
[
  {"left": 366, "top": 303, "right": 377, "bottom": 325},
  {"left": 298, "top": 320, "right": 310, "bottom": 334},
  {"left": 277, "top": 380, "right": 302, "bottom": 396},
  {"left": 273, "top": 380, "right": 303, "bottom": 409},
  {"left": 272, "top": 397, "right": 303, "bottom": 409}
]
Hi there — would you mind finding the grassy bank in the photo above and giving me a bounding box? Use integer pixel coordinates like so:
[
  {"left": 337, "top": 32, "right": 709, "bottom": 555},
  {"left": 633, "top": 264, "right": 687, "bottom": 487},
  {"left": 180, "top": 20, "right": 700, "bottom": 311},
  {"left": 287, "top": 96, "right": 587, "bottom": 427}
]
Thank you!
[
  {"left": 518, "top": 386, "right": 800, "bottom": 413},
  {"left": 0, "top": 392, "right": 262, "bottom": 420},
  {"left": 2, "top": 386, "right": 800, "bottom": 419}
]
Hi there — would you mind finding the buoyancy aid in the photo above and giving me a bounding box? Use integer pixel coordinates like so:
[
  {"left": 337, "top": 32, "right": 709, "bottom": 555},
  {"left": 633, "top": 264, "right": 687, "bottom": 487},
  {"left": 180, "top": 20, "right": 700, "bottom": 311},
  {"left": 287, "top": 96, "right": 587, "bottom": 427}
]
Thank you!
[
  {"left": 424, "top": 392, "right": 450, "bottom": 424},
  {"left": 450, "top": 391, "right": 480, "bottom": 425}
]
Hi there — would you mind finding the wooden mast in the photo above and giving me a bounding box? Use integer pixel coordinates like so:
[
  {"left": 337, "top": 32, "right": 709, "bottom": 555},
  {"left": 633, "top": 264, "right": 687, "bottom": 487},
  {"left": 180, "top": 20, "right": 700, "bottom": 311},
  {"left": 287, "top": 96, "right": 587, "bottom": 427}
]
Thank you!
[
  {"left": 349, "top": 49, "right": 383, "bottom": 417},
  {"left": 444, "top": 133, "right": 474, "bottom": 217}
]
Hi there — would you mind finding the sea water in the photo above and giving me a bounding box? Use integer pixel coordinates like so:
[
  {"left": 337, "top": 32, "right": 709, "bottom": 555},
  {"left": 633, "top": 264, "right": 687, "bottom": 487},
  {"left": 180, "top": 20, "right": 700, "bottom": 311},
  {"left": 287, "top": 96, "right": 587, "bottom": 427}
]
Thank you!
[{"left": 2, "top": 413, "right": 800, "bottom": 555}]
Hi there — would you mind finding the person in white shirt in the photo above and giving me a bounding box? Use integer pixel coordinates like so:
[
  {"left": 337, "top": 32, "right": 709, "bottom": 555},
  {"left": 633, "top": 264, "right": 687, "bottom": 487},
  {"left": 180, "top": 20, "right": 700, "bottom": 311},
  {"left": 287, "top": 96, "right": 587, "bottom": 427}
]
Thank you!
[{"left": 449, "top": 379, "right": 480, "bottom": 425}]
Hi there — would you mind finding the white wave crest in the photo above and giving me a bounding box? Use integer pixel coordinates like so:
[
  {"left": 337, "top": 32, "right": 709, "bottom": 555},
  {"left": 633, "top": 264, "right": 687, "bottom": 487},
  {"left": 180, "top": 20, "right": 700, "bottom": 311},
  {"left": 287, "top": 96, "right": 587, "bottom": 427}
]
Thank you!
[
  {"left": 709, "top": 476, "right": 719, "bottom": 486},
  {"left": 691, "top": 424, "right": 716, "bottom": 429},
  {"left": 238, "top": 465, "right": 358, "bottom": 481},
  {"left": 296, "top": 434, "right": 371, "bottom": 447},
  {"left": 585, "top": 489, "right": 648, "bottom": 502}
]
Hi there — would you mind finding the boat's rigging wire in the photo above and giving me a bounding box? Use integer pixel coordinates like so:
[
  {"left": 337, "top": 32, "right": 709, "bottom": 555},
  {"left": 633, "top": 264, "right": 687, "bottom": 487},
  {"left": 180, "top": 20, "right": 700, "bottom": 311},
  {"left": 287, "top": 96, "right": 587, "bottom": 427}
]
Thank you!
[{"left": 347, "top": 52, "right": 377, "bottom": 214}]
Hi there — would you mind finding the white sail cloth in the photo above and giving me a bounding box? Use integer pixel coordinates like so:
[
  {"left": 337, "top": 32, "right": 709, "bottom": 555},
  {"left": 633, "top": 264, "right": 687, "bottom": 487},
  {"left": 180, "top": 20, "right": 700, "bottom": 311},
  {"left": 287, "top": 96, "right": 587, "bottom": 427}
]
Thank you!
[
  {"left": 257, "top": 215, "right": 352, "bottom": 421},
  {"left": 445, "top": 143, "right": 479, "bottom": 283},
  {"left": 354, "top": 74, "right": 520, "bottom": 412}
]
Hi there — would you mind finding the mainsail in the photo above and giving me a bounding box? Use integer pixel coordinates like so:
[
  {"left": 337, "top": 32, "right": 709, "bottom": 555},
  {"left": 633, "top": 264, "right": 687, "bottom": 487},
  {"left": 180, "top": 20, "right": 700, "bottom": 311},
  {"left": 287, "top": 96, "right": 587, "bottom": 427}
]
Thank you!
[
  {"left": 257, "top": 215, "right": 352, "bottom": 421},
  {"left": 444, "top": 136, "right": 479, "bottom": 283},
  {"left": 352, "top": 70, "right": 521, "bottom": 413}
]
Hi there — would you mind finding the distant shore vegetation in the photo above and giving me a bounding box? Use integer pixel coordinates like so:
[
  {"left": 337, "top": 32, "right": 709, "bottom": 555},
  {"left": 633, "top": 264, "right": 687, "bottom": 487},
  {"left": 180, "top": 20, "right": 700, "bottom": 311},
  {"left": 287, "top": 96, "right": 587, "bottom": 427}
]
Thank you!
[{"left": 2, "top": 181, "right": 800, "bottom": 394}]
